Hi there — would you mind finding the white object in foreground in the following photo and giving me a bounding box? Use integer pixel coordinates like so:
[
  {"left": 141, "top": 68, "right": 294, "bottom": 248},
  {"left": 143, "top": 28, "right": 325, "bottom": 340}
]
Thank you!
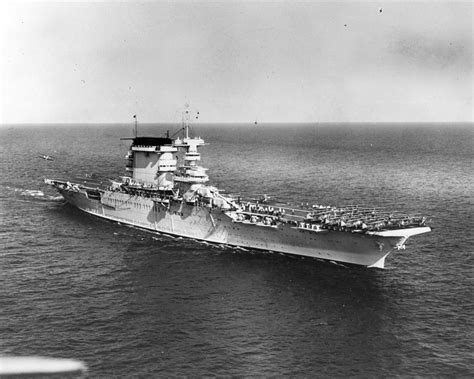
[{"left": 0, "top": 356, "right": 87, "bottom": 377}]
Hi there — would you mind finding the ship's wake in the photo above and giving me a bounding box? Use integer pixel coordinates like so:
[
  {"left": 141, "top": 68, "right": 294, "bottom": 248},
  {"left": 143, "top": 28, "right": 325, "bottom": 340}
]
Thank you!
[
  {"left": 6, "top": 186, "right": 64, "bottom": 202},
  {"left": 22, "top": 189, "right": 64, "bottom": 202}
]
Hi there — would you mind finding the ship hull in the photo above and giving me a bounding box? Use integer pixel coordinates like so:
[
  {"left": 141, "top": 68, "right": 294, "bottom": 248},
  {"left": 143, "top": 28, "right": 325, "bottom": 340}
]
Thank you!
[{"left": 56, "top": 187, "right": 422, "bottom": 268}]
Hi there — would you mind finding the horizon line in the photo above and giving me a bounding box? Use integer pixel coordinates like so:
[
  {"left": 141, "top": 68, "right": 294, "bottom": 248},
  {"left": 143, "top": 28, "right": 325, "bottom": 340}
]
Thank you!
[{"left": 1, "top": 121, "right": 473, "bottom": 126}]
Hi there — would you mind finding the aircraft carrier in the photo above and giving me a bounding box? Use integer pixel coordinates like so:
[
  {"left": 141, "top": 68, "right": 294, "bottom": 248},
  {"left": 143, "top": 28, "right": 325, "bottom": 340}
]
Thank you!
[{"left": 45, "top": 114, "right": 430, "bottom": 268}]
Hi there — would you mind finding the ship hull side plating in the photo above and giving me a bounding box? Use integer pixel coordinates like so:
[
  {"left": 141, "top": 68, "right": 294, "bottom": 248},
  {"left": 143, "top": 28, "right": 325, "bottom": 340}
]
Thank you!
[{"left": 58, "top": 188, "right": 408, "bottom": 268}]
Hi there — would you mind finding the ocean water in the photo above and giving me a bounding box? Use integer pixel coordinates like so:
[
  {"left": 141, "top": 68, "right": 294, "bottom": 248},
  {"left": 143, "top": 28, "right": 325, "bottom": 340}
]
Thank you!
[{"left": 0, "top": 123, "right": 472, "bottom": 377}]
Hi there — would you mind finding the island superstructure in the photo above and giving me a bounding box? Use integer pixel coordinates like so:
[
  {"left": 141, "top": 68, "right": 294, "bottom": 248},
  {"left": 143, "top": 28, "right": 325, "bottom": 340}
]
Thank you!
[{"left": 45, "top": 114, "right": 430, "bottom": 268}]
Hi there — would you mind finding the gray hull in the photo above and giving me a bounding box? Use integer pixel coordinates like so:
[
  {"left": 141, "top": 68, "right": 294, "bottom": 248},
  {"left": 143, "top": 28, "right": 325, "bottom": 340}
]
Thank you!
[{"left": 58, "top": 187, "right": 414, "bottom": 268}]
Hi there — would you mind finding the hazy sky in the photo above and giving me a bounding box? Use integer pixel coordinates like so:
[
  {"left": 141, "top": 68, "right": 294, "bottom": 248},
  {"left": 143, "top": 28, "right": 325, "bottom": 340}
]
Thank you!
[{"left": 0, "top": 0, "right": 472, "bottom": 123}]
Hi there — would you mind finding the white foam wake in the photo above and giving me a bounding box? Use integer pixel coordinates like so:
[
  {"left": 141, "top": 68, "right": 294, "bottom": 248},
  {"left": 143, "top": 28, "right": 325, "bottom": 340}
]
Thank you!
[{"left": 19, "top": 188, "right": 63, "bottom": 201}]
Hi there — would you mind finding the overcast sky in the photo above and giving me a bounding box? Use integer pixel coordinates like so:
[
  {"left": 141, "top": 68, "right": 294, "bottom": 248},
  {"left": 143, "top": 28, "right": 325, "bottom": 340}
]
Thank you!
[{"left": 0, "top": 0, "right": 472, "bottom": 124}]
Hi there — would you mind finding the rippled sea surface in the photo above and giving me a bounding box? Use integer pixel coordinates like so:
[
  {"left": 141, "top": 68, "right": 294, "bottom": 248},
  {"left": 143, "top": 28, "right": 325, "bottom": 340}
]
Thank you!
[{"left": 0, "top": 123, "right": 472, "bottom": 377}]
